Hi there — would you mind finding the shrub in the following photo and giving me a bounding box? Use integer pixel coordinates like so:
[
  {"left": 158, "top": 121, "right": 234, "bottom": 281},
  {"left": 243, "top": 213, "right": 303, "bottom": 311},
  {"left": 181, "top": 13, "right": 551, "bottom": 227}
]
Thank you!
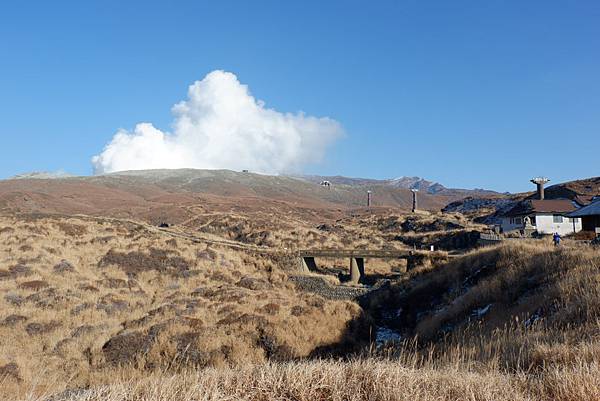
[{"left": 98, "top": 248, "right": 192, "bottom": 275}]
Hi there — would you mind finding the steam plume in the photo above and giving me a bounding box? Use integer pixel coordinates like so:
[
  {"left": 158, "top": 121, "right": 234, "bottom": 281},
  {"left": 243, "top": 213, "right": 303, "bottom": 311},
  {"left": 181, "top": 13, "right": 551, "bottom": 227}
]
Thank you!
[{"left": 92, "top": 71, "right": 343, "bottom": 174}]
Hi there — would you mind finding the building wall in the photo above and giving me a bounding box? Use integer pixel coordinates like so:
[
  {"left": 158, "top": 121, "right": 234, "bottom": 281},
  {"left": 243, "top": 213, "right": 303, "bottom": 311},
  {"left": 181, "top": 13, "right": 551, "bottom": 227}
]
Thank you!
[
  {"left": 533, "top": 214, "right": 581, "bottom": 235},
  {"left": 500, "top": 217, "right": 523, "bottom": 233},
  {"left": 501, "top": 214, "right": 582, "bottom": 235}
]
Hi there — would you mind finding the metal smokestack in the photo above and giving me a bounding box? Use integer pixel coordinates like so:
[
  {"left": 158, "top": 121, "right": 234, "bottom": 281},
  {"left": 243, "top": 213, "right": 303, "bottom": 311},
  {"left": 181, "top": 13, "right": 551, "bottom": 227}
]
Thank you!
[
  {"left": 411, "top": 189, "right": 419, "bottom": 212},
  {"left": 530, "top": 177, "right": 550, "bottom": 200},
  {"left": 367, "top": 191, "right": 372, "bottom": 207}
]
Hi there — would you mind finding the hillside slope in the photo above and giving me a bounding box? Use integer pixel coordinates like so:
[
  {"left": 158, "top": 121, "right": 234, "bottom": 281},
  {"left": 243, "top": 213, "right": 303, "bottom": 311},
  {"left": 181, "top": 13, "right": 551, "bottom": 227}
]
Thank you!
[
  {"left": 0, "top": 213, "right": 364, "bottom": 397},
  {"left": 376, "top": 241, "right": 600, "bottom": 358},
  {"left": 5, "top": 240, "right": 600, "bottom": 401},
  {"left": 0, "top": 169, "right": 489, "bottom": 220},
  {"left": 539, "top": 176, "right": 600, "bottom": 204},
  {"left": 442, "top": 176, "right": 600, "bottom": 221}
]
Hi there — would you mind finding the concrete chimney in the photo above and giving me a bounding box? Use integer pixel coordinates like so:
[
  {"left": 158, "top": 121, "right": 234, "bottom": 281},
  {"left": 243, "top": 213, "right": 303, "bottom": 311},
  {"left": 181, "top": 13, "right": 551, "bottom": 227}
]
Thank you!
[
  {"left": 367, "top": 191, "right": 372, "bottom": 207},
  {"left": 411, "top": 189, "right": 419, "bottom": 212},
  {"left": 530, "top": 177, "right": 550, "bottom": 200}
]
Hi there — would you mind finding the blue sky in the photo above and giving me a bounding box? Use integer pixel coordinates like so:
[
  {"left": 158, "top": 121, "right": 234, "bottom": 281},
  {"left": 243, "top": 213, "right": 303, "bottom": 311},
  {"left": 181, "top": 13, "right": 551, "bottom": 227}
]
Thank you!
[{"left": 1, "top": 1, "right": 599, "bottom": 192}]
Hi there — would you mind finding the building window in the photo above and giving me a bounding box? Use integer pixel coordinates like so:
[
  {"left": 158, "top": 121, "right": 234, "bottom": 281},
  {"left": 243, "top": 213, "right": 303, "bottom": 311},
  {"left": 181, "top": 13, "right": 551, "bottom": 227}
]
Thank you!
[
  {"left": 553, "top": 215, "right": 563, "bottom": 223},
  {"left": 515, "top": 217, "right": 522, "bottom": 225}
]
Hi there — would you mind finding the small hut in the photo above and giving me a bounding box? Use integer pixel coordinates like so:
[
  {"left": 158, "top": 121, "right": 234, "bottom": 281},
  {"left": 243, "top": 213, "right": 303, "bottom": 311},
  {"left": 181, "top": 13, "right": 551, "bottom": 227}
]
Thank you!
[{"left": 567, "top": 199, "right": 600, "bottom": 234}]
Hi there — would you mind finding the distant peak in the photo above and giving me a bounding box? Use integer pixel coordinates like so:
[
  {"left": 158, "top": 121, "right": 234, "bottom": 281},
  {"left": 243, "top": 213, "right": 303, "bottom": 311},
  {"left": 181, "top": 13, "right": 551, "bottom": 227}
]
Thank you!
[
  {"left": 392, "top": 175, "right": 421, "bottom": 181},
  {"left": 388, "top": 176, "right": 446, "bottom": 194}
]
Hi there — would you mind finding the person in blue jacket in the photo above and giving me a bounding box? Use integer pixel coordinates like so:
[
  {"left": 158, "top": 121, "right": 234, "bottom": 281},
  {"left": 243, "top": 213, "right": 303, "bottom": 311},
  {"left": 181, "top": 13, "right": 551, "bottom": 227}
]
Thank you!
[{"left": 553, "top": 232, "right": 561, "bottom": 246}]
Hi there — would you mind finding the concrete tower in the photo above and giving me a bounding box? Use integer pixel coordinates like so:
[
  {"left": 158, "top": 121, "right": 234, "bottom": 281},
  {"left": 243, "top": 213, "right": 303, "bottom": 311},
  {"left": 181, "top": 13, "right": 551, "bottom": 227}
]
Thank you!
[{"left": 530, "top": 177, "right": 550, "bottom": 200}]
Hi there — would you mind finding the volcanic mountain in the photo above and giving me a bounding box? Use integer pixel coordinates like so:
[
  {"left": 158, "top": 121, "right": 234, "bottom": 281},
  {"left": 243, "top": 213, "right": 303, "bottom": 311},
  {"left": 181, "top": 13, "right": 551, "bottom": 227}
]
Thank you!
[{"left": 0, "top": 169, "right": 496, "bottom": 223}]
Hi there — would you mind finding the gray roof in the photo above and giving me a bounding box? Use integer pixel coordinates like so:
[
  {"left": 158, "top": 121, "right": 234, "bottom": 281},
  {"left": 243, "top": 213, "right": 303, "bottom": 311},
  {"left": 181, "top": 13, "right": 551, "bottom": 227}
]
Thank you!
[{"left": 567, "top": 200, "right": 600, "bottom": 217}]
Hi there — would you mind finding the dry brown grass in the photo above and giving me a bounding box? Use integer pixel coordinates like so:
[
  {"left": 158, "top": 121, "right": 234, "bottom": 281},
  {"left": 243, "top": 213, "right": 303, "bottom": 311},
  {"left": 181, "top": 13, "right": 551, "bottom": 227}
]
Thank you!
[
  {"left": 14, "top": 359, "right": 600, "bottom": 401},
  {"left": 367, "top": 241, "right": 600, "bottom": 381},
  {"left": 2, "top": 210, "right": 599, "bottom": 401},
  {"left": 402, "top": 241, "right": 600, "bottom": 341},
  {"left": 0, "top": 214, "right": 362, "bottom": 399}
]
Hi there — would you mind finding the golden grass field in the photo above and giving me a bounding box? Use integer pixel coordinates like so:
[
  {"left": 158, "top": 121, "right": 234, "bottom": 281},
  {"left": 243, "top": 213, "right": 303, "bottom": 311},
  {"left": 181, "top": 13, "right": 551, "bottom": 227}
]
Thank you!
[
  {"left": 19, "top": 359, "right": 600, "bottom": 401},
  {"left": 0, "top": 207, "right": 598, "bottom": 401}
]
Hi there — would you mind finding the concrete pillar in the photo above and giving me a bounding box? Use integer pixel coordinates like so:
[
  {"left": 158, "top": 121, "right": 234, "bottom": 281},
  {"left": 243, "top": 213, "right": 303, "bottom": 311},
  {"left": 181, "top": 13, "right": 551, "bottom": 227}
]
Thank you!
[
  {"left": 349, "top": 257, "right": 365, "bottom": 284},
  {"left": 411, "top": 189, "right": 419, "bottom": 212},
  {"left": 300, "top": 257, "right": 318, "bottom": 272},
  {"left": 530, "top": 178, "right": 549, "bottom": 200},
  {"left": 536, "top": 183, "right": 544, "bottom": 200}
]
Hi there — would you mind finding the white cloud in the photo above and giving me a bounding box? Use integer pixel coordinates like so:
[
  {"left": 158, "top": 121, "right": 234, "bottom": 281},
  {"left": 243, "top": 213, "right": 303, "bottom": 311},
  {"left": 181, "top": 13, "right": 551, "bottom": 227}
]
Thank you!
[{"left": 92, "top": 70, "right": 343, "bottom": 175}]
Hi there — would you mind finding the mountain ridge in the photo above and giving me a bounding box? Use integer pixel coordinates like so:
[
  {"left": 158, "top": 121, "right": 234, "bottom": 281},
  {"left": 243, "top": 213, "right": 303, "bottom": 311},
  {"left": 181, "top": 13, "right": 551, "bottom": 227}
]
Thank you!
[
  {"left": 0, "top": 169, "right": 492, "bottom": 221},
  {"left": 291, "top": 173, "right": 497, "bottom": 195}
]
